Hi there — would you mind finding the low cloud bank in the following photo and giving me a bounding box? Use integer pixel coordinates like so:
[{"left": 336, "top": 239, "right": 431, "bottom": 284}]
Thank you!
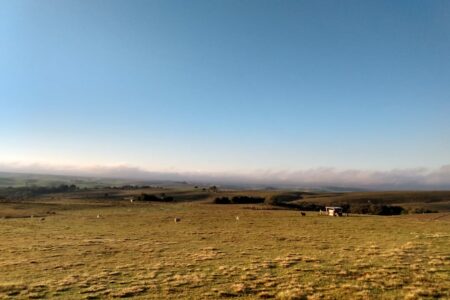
[{"left": 0, "top": 161, "right": 449, "bottom": 190}]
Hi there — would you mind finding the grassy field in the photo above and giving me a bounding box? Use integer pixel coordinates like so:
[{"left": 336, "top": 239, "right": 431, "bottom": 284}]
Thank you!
[{"left": 0, "top": 192, "right": 449, "bottom": 299}]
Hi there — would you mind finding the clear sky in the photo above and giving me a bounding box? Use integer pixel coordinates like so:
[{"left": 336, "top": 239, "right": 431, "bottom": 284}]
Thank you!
[{"left": 1, "top": 0, "right": 449, "bottom": 180}]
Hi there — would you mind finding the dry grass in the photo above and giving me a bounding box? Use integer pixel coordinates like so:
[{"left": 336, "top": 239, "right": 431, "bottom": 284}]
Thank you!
[{"left": 0, "top": 199, "right": 449, "bottom": 299}]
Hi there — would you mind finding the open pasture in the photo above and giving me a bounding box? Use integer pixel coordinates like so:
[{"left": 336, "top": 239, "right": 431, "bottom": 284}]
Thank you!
[{"left": 0, "top": 200, "right": 449, "bottom": 299}]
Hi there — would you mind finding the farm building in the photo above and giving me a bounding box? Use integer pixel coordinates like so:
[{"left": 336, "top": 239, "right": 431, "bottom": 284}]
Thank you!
[{"left": 325, "top": 206, "right": 343, "bottom": 216}]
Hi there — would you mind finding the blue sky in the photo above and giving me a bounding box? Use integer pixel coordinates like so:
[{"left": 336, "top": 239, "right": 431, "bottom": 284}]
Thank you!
[{"left": 0, "top": 0, "right": 449, "bottom": 181}]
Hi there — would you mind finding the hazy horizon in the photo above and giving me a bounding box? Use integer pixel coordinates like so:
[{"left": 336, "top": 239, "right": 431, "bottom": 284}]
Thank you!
[
  {"left": 1, "top": 1, "right": 449, "bottom": 188},
  {"left": 1, "top": 162, "right": 450, "bottom": 190}
]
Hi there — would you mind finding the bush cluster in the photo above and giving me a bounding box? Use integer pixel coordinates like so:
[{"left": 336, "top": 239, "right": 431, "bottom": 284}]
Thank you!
[
  {"left": 137, "top": 193, "right": 174, "bottom": 202},
  {"left": 408, "top": 207, "right": 437, "bottom": 214},
  {"left": 346, "top": 204, "right": 405, "bottom": 215},
  {"left": 276, "top": 201, "right": 326, "bottom": 211},
  {"left": 0, "top": 184, "right": 79, "bottom": 199},
  {"left": 214, "top": 196, "right": 265, "bottom": 204}
]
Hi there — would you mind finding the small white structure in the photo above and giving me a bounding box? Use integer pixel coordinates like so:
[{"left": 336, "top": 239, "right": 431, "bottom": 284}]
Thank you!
[
  {"left": 325, "top": 206, "right": 343, "bottom": 216},
  {"left": 124, "top": 197, "right": 135, "bottom": 203}
]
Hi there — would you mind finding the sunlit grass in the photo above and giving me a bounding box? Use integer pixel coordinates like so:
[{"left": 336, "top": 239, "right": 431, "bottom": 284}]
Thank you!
[{"left": 0, "top": 202, "right": 449, "bottom": 299}]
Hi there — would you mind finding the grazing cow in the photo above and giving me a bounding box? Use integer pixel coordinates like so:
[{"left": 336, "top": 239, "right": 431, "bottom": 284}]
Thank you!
[
  {"left": 174, "top": 217, "right": 181, "bottom": 223},
  {"left": 235, "top": 216, "right": 240, "bottom": 221},
  {"left": 301, "top": 212, "right": 306, "bottom": 217}
]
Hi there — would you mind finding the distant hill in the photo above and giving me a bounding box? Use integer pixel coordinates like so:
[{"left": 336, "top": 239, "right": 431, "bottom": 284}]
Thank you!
[
  {"left": 0, "top": 171, "right": 188, "bottom": 189},
  {"left": 0, "top": 171, "right": 366, "bottom": 192},
  {"left": 1, "top": 171, "right": 449, "bottom": 214}
]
